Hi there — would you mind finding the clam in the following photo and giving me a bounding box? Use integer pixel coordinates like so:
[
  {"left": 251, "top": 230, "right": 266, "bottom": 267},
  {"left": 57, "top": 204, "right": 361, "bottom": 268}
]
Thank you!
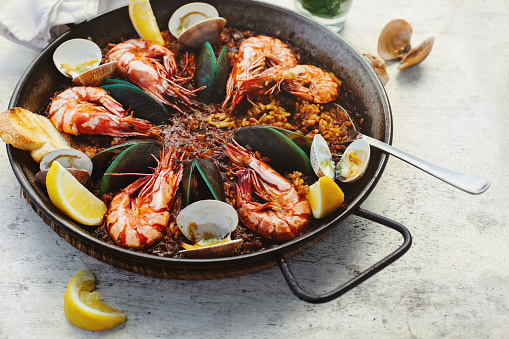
[
  {"left": 378, "top": 19, "right": 435, "bottom": 70},
  {"left": 168, "top": 3, "right": 226, "bottom": 49},
  {"left": 176, "top": 200, "right": 241, "bottom": 258},
  {"left": 234, "top": 126, "right": 313, "bottom": 175},
  {"left": 195, "top": 42, "right": 229, "bottom": 103},
  {"left": 336, "top": 139, "right": 370, "bottom": 183},
  {"left": 53, "top": 38, "right": 117, "bottom": 86},
  {"left": 397, "top": 36, "right": 435, "bottom": 70},
  {"left": 181, "top": 158, "right": 225, "bottom": 207},
  {"left": 310, "top": 135, "right": 370, "bottom": 183},
  {"left": 36, "top": 148, "right": 93, "bottom": 185},
  {"left": 377, "top": 19, "right": 412, "bottom": 60}
]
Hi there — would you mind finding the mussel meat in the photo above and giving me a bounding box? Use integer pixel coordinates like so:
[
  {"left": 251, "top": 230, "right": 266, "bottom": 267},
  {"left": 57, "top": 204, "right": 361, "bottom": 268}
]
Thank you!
[
  {"left": 234, "top": 126, "right": 313, "bottom": 175},
  {"left": 176, "top": 200, "right": 241, "bottom": 258}
]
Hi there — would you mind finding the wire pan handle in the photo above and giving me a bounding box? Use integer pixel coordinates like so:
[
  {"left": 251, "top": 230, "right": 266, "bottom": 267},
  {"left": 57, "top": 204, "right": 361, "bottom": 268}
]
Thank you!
[{"left": 277, "top": 208, "right": 412, "bottom": 303}]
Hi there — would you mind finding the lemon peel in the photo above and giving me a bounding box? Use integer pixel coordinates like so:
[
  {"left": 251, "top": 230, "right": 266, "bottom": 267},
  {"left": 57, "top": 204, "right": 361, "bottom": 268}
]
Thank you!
[
  {"left": 129, "top": 0, "right": 165, "bottom": 45},
  {"left": 306, "top": 176, "right": 344, "bottom": 219},
  {"left": 64, "top": 258, "right": 126, "bottom": 331},
  {"left": 46, "top": 161, "right": 107, "bottom": 226}
]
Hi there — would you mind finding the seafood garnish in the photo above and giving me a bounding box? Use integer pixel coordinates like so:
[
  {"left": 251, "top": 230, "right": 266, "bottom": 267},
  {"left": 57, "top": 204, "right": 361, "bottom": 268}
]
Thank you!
[
  {"left": 107, "top": 38, "right": 199, "bottom": 112},
  {"left": 106, "top": 146, "right": 184, "bottom": 249},
  {"left": 224, "top": 141, "right": 312, "bottom": 241},
  {"left": 48, "top": 86, "right": 154, "bottom": 137}
]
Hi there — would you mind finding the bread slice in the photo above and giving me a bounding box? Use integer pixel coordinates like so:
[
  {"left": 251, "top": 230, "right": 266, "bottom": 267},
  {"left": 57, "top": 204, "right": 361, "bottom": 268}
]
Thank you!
[{"left": 0, "top": 107, "right": 73, "bottom": 162}]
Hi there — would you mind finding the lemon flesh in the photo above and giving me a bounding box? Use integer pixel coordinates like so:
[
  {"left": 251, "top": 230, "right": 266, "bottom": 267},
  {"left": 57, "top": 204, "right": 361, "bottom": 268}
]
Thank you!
[
  {"left": 129, "top": 0, "right": 165, "bottom": 45},
  {"left": 64, "top": 265, "right": 126, "bottom": 331},
  {"left": 46, "top": 161, "right": 107, "bottom": 226},
  {"left": 306, "top": 176, "right": 344, "bottom": 219}
]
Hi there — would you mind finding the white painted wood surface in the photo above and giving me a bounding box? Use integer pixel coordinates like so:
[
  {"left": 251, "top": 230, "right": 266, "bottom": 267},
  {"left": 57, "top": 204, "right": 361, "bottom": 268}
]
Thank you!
[{"left": 0, "top": 0, "right": 507, "bottom": 337}]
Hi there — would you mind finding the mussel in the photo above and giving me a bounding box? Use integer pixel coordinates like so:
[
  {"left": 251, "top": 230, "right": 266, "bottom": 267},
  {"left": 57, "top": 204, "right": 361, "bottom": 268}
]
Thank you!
[
  {"left": 181, "top": 158, "right": 225, "bottom": 207},
  {"left": 195, "top": 42, "right": 229, "bottom": 103},
  {"left": 176, "top": 200, "right": 241, "bottom": 258},
  {"left": 168, "top": 3, "right": 226, "bottom": 49},
  {"left": 310, "top": 134, "right": 370, "bottom": 183},
  {"left": 101, "top": 80, "right": 169, "bottom": 124},
  {"left": 53, "top": 38, "right": 117, "bottom": 86},
  {"left": 234, "top": 126, "right": 313, "bottom": 175},
  {"left": 36, "top": 148, "right": 93, "bottom": 185},
  {"left": 378, "top": 19, "right": 434, "bottom": 69},
  {"left": 91, "top": 140, "right": 162, "bottom": 195}
]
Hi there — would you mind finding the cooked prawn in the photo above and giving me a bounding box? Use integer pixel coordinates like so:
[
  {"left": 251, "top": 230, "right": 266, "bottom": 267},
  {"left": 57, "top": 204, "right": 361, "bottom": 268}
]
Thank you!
[
  {"left": 223, "top": 36, "right": 298, "bottom": 109},
  {"left": 107, "top": 38, "right": 197, "bottom": 112},
  {"left": 237, "top": 64, "right": 340, "bottom": 104},
  {"left": 48, "top": 86, "right": 154, "bottom": 136},
  {"left": 224, "top": 141, "right": 312, "bottom": 241},
  {"left": 106, "top": 146, "right": 184, "bottom": 249}
]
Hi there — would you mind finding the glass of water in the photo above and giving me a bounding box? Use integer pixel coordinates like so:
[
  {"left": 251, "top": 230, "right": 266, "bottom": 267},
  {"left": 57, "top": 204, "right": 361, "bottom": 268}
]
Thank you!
[{"left": 293, "top": 0, "right": 354, "bottom": 32}]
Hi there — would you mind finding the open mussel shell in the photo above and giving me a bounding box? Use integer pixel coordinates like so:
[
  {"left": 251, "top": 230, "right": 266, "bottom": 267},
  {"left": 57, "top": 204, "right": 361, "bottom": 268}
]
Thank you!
[
  {"left": 398, "top": 36, "right": 435, "bottom": 70},
  {"left": 181, "top": 158, "right": 225, "bottom": 206},
  {"left": 98, "top": 140, "right": 162, "bottom": 195},
  {"left": 168, "top": 2, "right": 226, "bottom": 49},
  {"left": 196, "top": 42, "right": 229, "bottom": 103},
  {"left": 310, "top": 134, "right": 335, "bottom": 179},
  {"left": 336, "top": 139, "right": 370, "bottom": 183},
  {"left": 72, "top": 61, "right": 118, "bottom": 86},
  {"left": 378, "top": 19, "right": 413, "bottom": 60},
  {"left": 234, "top": 126, "right": 313, "bottom": 175},
  {"left": 90, "top": 139, "right": 153, "bottom": 174},
  {"left": 176, "top": 200, "right": 240, "bottom": 258},
  {"left": 101, "top": 83, "right": 169, "bottom": 124},
  {"left": 53, "top": 38, "right": 102, "bottom": 78}
]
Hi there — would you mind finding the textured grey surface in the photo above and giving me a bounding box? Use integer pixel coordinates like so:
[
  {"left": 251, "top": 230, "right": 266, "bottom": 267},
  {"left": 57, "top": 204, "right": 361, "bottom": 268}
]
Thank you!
[{"left": 0, "top": 0, "right": 507, "bottom": 337}]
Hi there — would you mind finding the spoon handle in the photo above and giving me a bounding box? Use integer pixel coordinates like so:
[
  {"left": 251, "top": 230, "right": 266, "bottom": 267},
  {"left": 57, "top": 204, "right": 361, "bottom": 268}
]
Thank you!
[{"left": 361, "top": 135, "right": 490, "bottom": 195}]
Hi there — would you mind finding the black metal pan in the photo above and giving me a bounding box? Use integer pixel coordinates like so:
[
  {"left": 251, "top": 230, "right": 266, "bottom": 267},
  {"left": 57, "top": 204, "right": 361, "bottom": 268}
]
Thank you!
[{"left": 6, "top": 0, "right": 411, "bottom": 303}]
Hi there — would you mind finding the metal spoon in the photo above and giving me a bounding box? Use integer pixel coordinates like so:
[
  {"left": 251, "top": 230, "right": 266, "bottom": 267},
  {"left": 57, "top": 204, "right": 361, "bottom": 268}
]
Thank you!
[{"left": 336, "top": 105, "right": 490, "bottom": 195}]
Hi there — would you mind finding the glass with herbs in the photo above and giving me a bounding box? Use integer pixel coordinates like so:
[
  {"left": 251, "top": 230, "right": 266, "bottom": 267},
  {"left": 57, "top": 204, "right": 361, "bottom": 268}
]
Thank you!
[{"left": 293, "top": 0, "right": 353, "bottom": 32}]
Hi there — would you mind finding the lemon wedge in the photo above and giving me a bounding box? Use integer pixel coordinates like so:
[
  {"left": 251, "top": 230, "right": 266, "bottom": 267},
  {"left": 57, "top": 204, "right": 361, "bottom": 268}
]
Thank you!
[
  {"left": 306, "top": 176, "right": 344, "bottom": 219},
  {"left": 129, "top": 0, "right": 165, "bottom": 45},
  {"left": 46, "top": 161, "right": 107, "bottom": 226},
  {"left": 64, "top": 259, "right": 127, "bottom": 331}
]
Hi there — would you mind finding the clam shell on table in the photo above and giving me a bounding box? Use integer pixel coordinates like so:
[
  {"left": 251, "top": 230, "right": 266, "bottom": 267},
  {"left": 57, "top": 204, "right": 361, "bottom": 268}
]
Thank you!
[
  {"left": 397, "top": 36, "right": 435, "bottom": 70},
  {"left": 377, "top": 19, "right": 413, "bottom": 61},
  {"left": 168, "top": 2, "right": 226, "bottom": 49}
]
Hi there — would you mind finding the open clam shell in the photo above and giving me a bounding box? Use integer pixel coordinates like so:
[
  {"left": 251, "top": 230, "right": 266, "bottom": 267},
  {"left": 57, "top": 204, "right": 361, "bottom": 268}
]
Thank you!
[
  {"left": 397, "top": 36, "right": 435, "bottom": 70},
  {"left": 72, "top": 61, "right": 118, "bottom": 86},
  {"left": 310, "top": 134, "right": 335, "bottom": 179},
  {"left": 336, "top": 139, "right": 370, "bottom": 183},
  {"left": 37, "top": 148, "right": 93, "bottom": 185},
  {"left": 168, "top": 3, "right": 226, "bottom": 49},
  {"left": 177, "top": 200, "right": 241, "bottom": 258},
  {"left": 378, "top": 19, "right": 413, "bottom": 61},
  {"left": 53, "top": 38, "right": 102, "bottom": 78}
]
